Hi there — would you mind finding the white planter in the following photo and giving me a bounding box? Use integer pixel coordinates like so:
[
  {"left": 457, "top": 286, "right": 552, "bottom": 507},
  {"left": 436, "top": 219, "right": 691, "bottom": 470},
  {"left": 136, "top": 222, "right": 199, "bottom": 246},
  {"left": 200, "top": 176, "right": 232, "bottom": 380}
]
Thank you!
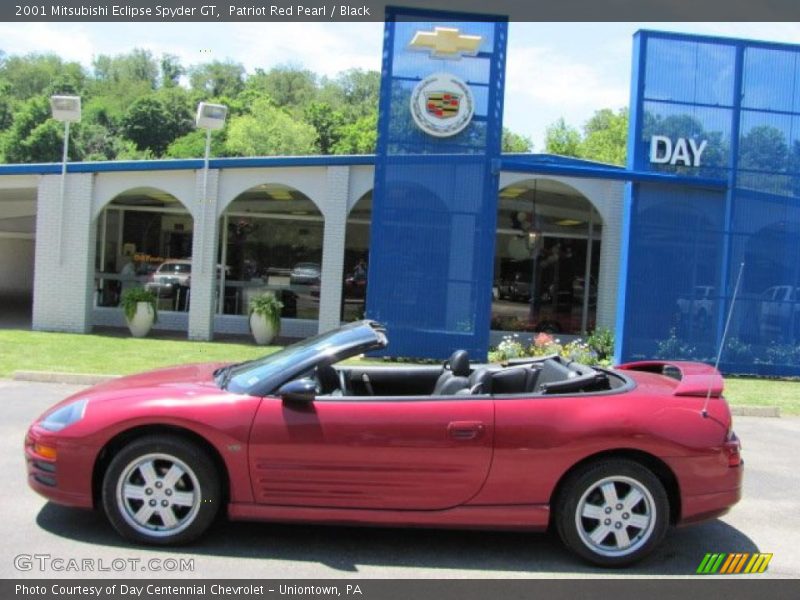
[
  {"left": 250, "top": 312, "right": 277, "bottom": 345},
  {"left": 127, "top": 301, "right": 155, "bottom": 338}
]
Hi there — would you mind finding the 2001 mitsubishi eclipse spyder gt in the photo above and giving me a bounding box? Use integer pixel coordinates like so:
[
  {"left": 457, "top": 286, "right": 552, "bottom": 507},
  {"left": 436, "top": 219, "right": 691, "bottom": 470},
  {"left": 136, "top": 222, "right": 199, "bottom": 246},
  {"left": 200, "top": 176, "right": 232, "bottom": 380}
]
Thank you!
[{"left": 25, "top": 321, "right": 742, "bottom": 567}]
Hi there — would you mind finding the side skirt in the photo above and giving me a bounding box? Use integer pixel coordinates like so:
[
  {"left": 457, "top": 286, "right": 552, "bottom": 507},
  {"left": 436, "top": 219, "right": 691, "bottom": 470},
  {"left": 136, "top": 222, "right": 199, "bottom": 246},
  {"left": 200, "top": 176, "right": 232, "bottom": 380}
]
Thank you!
[{"left": 227, "top": 503, "right": 550, "bottom": 531}]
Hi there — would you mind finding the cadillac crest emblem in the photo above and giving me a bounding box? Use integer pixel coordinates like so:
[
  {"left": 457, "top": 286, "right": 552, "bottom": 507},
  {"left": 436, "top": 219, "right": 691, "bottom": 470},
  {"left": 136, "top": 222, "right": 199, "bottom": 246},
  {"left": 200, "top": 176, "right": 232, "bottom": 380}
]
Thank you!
[{"left": 410, "top": 73, "right": 474, "bottom": 137}]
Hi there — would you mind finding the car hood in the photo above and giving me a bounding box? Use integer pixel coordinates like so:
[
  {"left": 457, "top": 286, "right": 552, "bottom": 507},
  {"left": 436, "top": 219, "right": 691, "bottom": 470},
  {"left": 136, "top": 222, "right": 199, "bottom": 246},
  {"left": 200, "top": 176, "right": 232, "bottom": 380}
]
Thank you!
[
  {"left": 33, "top": 363, "right": 236, "bottom": 427},
  {"left": 46, "top": 362, "right": 229, "bottom": 411},
  {"left": 90, "top": 362, "right": 224, "bottom": 393}
]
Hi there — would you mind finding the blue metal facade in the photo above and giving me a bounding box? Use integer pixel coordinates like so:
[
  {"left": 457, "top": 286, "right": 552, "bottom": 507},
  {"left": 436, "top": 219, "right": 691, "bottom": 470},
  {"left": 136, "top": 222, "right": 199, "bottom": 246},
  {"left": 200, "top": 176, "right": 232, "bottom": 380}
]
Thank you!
[
  {"left": 618, "top": 30, "right": 800, "bottom": 376},
  {"left": 365, "top": 8, "right": 508, "bottom": 359}
]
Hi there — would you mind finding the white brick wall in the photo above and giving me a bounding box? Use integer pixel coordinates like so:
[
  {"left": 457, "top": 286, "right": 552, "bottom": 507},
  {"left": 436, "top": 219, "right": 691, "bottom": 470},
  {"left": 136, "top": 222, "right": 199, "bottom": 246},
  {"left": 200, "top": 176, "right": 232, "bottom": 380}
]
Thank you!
[
  {"left": 187, "top": 169, "right": 219, "bottom": 341},
  {"left": 318, "top": 166, "right": 349, "bottom": 333},
  {"left": 22, "top": 165, "right": 625, "bottom": 343},
  {"left": 32, "top": 173, "right": 95, "bottom": 333}
]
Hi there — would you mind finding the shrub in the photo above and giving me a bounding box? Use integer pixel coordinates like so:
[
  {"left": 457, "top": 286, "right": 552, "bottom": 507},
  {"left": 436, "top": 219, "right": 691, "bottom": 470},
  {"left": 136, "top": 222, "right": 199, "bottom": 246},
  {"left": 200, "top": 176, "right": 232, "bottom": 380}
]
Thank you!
[
  {"left": 249, "top": 291, "right": 283, "bottom": 333},
  {"left": 120, "top": 287, "right": 158, "bottom": 323},
  {"left": 587, "top": 327, "right": 614, "bottom": 360}
]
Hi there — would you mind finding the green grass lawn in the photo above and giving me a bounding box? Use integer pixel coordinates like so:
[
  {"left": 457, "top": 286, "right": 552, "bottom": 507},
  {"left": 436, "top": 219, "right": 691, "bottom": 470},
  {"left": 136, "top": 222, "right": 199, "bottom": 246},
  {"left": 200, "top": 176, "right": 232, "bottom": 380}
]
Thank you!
[
  {"left": 1, "top": 330, "right": 798, "bottom": 415},
  {"left": 723, "top": 377, "right": 800, "bottom": 416},
  {"left": 0, "top": 330, "right": 275, "bottom": 377}
]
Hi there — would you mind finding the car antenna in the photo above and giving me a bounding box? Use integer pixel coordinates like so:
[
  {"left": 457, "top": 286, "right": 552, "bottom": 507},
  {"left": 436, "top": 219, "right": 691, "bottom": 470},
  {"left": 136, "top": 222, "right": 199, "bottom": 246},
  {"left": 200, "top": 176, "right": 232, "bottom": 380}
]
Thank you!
[{"left": 702, "top": 261, "right": 745, "bottom": 418}]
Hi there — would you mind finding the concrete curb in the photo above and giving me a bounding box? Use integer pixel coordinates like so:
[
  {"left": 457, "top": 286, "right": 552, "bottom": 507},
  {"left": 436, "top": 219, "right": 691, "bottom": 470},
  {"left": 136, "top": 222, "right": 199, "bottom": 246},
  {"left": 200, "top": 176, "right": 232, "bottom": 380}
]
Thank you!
[
  {"left": 12, "top": 371, "right": 120, "bottom": 385},
  {"left": 730, "top": 405, "right": 781, "bottom": 418}
]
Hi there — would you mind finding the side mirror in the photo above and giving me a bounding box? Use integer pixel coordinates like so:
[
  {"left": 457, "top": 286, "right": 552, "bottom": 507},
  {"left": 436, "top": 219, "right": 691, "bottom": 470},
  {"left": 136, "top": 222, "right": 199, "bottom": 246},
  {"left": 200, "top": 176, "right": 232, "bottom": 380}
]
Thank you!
[{"left": 278, "top": 378, "right": 316, "bottom": 403}]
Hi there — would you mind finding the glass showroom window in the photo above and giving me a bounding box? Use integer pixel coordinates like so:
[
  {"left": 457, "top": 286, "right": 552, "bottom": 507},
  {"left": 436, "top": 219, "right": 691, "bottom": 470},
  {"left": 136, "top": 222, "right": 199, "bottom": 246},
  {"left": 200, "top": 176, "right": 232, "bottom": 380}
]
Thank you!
[
  {"left": 218, "top": 184, "right": 323, "bottom": 321},
  {"left": 492, "top": 180, "right": 602, "bottom": 336},
  {"left": 342, "top": 192, "right": 371, "bottom": 322},
  {"left": 95, "top": 188, "right": 193, "bottom": 312}
]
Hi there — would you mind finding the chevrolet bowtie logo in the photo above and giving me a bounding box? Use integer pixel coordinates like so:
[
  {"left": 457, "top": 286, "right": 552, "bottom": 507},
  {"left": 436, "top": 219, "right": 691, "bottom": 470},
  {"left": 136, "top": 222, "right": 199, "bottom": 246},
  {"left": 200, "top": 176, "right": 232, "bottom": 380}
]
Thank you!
[{"left": 408, "top": 27, "right": 483, "bottom": 59}]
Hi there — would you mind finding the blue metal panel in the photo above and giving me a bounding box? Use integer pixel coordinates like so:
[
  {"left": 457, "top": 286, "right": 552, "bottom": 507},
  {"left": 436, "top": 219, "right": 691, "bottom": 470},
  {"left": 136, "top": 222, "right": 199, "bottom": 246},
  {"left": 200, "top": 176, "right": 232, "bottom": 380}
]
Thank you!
[
  {"left": 622, "top": 30, "right": 800, "bottom": 377},
  {"left": 366, "top": 7, "right": 508, "bottom": 360}
]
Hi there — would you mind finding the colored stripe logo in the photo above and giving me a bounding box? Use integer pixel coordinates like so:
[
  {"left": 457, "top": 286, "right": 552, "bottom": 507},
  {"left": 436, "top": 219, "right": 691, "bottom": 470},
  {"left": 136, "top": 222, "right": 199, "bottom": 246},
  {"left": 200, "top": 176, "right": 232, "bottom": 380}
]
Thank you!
[{"left": 696, "top": 553, "right": 772, "bottom": 574}]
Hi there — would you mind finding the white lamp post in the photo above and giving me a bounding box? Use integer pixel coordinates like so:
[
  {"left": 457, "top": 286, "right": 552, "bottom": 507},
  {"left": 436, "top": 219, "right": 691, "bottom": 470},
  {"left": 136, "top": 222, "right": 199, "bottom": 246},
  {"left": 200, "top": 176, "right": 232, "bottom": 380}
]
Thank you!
[
  {"left": 50, "top": 95, "right": 81, "bottom": 265},
  {"left": 194, "top": 102, "right": 227, "bottom": 284}
]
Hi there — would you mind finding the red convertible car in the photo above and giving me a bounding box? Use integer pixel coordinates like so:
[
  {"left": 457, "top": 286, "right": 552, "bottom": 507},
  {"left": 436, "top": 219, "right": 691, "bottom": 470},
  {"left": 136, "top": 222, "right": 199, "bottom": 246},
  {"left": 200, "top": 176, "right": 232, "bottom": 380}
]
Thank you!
[{"left": 25, "top": 321, "right": 742, "bottom": 567}]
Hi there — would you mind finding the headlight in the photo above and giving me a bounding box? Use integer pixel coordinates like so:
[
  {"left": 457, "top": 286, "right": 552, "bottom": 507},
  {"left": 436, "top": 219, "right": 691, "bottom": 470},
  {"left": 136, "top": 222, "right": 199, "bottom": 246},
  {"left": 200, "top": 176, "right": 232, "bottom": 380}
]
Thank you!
[{"left": 40, "top": 399, "right": 88, "bottom": 432}]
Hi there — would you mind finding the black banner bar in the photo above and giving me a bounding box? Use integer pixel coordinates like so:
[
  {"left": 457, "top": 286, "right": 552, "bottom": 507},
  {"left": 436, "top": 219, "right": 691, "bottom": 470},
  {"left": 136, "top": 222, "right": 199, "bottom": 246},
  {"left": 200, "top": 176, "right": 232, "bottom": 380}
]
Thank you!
[{"left": 4, "top": 579, "right": 800, "bottom": 600}]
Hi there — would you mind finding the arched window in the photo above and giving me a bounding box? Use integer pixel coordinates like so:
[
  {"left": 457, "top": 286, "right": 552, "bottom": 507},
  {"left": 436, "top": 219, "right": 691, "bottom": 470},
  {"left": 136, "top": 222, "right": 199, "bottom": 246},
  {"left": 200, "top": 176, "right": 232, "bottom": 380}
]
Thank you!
[
  {"left": 218, "top": 184, "right": 324, "bottom": 322},
  {"left": 342, "top": 191, "right": 371, "bottom": 322},
  {"left": 95, "top": 187, "right": 193, "bottom": 314},
  {"left": 493, "top": 179, "right": 602, "bottom": 335}
]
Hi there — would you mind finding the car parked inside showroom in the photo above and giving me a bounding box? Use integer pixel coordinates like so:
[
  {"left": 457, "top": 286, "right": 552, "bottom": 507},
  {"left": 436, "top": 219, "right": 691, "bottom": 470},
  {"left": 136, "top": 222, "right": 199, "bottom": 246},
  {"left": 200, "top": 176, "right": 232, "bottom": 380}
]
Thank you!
[{"left": 25, "top": 321, "right": 742, "bottom": 567}]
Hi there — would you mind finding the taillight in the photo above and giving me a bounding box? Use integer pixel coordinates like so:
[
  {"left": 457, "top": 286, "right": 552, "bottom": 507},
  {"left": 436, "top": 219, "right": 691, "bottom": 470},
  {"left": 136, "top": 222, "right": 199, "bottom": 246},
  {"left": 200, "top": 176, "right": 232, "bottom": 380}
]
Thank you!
[{"left": 724, "top": 429, "right": 742, "bottom": 467}]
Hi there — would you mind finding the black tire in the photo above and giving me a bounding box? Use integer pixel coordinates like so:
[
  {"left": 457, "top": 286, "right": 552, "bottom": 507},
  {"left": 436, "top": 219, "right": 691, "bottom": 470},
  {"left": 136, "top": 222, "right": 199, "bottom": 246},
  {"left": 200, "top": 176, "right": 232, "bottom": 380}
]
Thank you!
[
  {"left": 555, "top": 459, "right": 669, "bottom": 567},
  {"left": 102, "top": 435, "right": 220, "bottom": 545}
]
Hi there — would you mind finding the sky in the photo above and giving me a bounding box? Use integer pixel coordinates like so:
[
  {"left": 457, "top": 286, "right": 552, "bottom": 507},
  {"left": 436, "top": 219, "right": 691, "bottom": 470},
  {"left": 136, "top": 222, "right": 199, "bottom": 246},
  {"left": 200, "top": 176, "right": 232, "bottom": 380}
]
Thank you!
[{"left": 2, "top": 21, "right": 800, "bottom": 149}]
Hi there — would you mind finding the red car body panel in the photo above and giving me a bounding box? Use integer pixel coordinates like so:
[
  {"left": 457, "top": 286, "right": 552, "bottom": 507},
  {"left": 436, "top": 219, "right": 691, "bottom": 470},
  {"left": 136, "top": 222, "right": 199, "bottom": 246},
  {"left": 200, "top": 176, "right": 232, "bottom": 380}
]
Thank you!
[
  {"left": 249, "top": 398, "right": 493, "bottom": 509},
  {"left": 26, "top": 353, "right": 742, "bottom": 533}
]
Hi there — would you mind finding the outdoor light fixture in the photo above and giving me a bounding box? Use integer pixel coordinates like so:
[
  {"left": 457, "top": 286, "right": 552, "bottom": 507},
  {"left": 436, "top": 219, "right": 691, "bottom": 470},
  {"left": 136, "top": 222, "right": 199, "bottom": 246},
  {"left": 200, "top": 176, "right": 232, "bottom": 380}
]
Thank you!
[
  {"left": 195, "top": 102, "right": 228, "bottom": 278},
  {"left": 195, "top": 102, "right": 228, "bottom": 130},
  {"left": 50, "top": 95, "right": 81, "bottom": 265}
]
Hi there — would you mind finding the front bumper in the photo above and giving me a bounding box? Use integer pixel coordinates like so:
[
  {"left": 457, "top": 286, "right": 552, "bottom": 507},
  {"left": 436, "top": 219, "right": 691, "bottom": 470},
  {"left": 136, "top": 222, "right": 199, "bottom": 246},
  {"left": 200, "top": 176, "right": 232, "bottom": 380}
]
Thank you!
[{"left": 25, "top": 427, "right": 95, "bottom": 509}]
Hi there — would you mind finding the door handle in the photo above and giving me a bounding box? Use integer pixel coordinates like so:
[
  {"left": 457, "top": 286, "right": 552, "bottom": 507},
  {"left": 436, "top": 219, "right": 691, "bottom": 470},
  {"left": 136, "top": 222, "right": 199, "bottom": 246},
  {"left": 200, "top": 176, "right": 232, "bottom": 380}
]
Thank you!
[{"left": 447, "top": 421, "right": 486, "bottom": 441}]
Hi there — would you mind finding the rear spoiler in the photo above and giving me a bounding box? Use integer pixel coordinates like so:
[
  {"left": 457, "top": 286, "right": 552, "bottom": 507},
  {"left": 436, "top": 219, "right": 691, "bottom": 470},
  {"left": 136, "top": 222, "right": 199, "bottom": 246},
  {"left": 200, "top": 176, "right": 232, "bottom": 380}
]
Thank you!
[{"left": 616, "top": 360, "right": 724, "bottom": 397}]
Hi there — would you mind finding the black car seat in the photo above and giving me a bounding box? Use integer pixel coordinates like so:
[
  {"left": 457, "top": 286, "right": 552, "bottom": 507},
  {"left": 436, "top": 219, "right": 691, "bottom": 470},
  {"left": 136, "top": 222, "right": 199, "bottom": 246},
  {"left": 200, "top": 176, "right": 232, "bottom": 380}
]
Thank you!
[
  {"left": 316, "top": 364, "right": 342, "bottom": 395},
  {"left": 491, "top": 366, "right": 539, "bottom": 394},
  {"left": 433, "top": 350, "right": 471, "bottom": 395},
  {"left": 467, "top": 367, "right": 495, "bottom": 394},
  {"left": 535, "top": 359, "right": 576, "bottom": 392}
]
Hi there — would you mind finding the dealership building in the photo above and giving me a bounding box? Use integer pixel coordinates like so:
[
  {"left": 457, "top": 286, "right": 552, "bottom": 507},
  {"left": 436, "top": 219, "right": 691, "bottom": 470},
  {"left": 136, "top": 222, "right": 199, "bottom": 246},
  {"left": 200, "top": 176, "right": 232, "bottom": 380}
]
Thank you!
[{"left": 1, "top": 16, "right": 800, "bottom": 376}]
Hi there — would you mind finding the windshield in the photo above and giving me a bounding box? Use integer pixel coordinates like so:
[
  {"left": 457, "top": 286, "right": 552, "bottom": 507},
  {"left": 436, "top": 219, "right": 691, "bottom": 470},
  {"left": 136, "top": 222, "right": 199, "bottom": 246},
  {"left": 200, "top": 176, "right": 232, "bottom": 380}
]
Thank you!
[{"left": 223, "top": 321, "right": 386, "bottom": 396}]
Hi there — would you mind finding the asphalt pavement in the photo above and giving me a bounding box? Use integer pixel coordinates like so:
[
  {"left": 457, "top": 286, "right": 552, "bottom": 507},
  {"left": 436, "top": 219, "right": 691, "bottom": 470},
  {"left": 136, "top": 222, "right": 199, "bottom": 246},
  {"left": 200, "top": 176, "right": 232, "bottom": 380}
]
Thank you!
[{"left": 2, "top": 379, "right": 798, "bottom": 579}]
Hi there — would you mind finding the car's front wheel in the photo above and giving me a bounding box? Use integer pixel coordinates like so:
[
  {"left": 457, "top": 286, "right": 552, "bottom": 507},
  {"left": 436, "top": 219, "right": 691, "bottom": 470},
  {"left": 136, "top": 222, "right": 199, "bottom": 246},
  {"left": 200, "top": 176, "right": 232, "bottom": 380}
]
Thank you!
[
  {"left": 102, "top": 435, "right": 220, "bottom": 545},
  {"left": 555, "top": 459, "right": 669, "bottom": 567}
]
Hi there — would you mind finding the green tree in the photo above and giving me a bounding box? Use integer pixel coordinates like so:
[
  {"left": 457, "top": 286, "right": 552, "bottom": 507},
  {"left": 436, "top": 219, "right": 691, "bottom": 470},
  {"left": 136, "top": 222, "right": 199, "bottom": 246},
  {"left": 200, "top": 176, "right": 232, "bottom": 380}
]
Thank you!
[
  {"left": 545, "top": 118, "right": 582, "bottom": 156},
  {"left": 226, "top": 98, "right": 317, "bottom": 156},
  {"left": 331, "top": 114, "right": 377, "bottom": 154},
  {"left": 581, "top": 108, "right": 628, "bottom": 165},
  {"left": 305, "top": 102, "right": 344, "bottom": 154},
  {"left": 0, "top": 80, "right": 13, "bottom": 132},
  {"left": 322, "top": 69, "right": 380, "bottom": 119},
  {"left": 189, "top": 60, "right": 245, "bottom": 98},
  {"left": 166, "top": 129, "right": 226, "bottom": 159},
  {"left": 502, "top": 127, "right": 533, "bottom": 153},
  {"left": 119, "top": 88, "right": 193, "bottom": 156},
  {"left": 75, "top": 122, "right": 118, "bottom": 161},
  {"left": 252, "top": 66, "right": 317, "bottom": 110},
  {"left": 160, "top": 54, "right": 184, "bottom": 88},
  {"left": 0, "top": 53, "right": 86, "bottom": 101},
  {"left": 544, "top": 108, "right": 629, "bottom": 165},
  {"left": 93, "top": 49, "right": 158, "bottom": 88},
  {"left": 1, "top": 96, "right": 70, "bottom": 163}
]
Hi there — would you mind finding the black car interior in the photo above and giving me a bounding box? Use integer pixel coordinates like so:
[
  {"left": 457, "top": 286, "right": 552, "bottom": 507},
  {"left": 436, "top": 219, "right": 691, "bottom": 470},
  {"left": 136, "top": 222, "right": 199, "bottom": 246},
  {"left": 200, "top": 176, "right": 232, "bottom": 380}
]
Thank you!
[{"left": 313, "top": 349, "right": 619, "bottom": 399}]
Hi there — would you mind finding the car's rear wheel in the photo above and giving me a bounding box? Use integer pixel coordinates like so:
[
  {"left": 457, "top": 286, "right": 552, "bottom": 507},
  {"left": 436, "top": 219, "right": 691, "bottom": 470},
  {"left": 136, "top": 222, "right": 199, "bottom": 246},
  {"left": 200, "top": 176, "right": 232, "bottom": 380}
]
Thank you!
[
  {"left": 102, "top": 435, "right": 220, "bottom": 545},
  {"left": 555, "top": 459, "right": 669, "bottom": 567}
]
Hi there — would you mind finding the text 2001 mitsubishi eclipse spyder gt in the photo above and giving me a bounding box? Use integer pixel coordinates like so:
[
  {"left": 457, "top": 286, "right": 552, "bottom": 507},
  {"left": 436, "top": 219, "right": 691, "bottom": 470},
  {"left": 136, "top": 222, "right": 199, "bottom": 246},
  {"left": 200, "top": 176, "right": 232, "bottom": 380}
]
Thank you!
[{"left": 25, "top": 321, "right": 742, "bottom": 567}]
